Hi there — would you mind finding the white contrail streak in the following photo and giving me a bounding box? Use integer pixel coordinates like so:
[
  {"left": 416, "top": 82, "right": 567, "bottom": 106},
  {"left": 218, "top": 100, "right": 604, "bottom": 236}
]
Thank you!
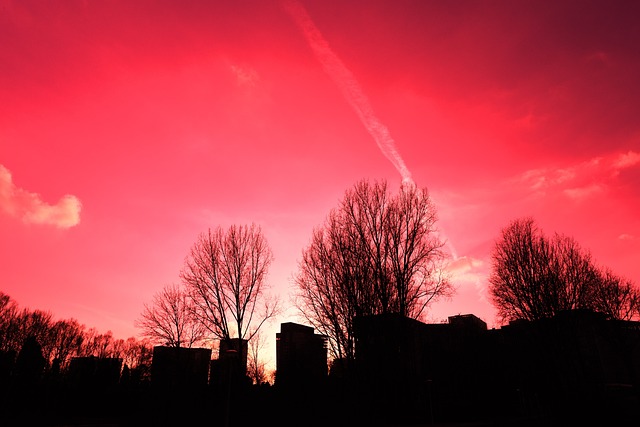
[
  {"left": 283, "top": 2, "right": 466, "bottom": 288},
  {"left": 281, "top": 0, "right": 414, "bottom": 186}
]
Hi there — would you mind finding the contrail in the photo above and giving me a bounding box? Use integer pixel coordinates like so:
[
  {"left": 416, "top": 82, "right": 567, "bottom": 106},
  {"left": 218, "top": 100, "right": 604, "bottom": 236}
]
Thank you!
[
  {"left": 283, "top": 1, "right": 465, "bottom": 284},
  {"left": 281, "top": 0, "right": 414, "bottom": 186}
]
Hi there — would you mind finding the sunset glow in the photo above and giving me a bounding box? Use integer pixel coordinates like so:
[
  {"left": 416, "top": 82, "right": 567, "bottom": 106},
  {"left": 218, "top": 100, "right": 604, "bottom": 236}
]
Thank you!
[{"left": 2, "top": 0, "right": 639, "bottom": 370}]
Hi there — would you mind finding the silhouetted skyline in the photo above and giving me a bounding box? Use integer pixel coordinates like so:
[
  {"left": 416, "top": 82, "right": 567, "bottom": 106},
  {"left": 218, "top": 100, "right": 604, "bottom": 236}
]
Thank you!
[
  {"left": 2, "top": 309, "right": 638, "bottom": 426},
  {"left": 2, "top": 0, "right": 640, "bottom": 374}
]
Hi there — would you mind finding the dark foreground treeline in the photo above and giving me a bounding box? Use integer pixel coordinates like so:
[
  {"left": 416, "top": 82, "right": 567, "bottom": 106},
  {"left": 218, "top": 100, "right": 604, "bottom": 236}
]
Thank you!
[{"left": 0, "top": 291, "right": 154, "bottom": 382}]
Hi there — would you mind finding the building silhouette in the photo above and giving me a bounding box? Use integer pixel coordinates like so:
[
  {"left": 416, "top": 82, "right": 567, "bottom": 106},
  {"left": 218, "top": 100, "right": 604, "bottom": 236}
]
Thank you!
[
  {"left": 275, "top": 322, "right": 327, "bottom": 390},
  {"left": 150, "top": 346, "right": 211, "bottom": 390},
  {"left": 353, "top": 310, "right": 640, "bottom": 425},
  {"left": 2, "top": 311, "right": 638, "bottom": 427},
  {"left": 209, "top": 338, "right": 249, "bottom": 396},
  {"left": 67, "top": 356, "right": 123, "bottom": 390}
]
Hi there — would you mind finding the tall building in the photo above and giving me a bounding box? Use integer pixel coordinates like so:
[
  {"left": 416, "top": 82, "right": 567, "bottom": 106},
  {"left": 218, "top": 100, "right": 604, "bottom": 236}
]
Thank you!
[
  {"left": 275, "top": 322, "right": 327, "bottom": 389},
  {"left": 151, "top": 346, "right": 211, "bottom": 390},
  {"left": 209, "top": 338, "right": 248, "bottom": 389}
]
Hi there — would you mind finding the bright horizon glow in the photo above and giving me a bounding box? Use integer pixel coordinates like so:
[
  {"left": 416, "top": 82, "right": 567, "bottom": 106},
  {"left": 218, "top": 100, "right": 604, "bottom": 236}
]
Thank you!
[{"left": 2, "top": 1, "right": 640, "bottom": 373}]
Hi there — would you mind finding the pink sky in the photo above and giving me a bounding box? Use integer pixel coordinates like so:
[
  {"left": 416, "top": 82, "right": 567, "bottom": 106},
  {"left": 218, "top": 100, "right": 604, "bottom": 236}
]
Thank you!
[{"left": 2, "top": 0, "right": 639, "bottom": 369}]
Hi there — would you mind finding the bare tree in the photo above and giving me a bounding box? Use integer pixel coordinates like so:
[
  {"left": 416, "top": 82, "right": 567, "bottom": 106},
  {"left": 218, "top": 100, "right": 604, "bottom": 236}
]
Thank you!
[
  {"left": 49, "top": 318, "right": 84, "bottom": 369},
  {"left": 121, "top": 337, "right": 148, "bottom": 369},
  {"left": 180, "top": 223, "right": 279, "bottom": 342},
  {"left": 0, "top": 291, "right": 20, "bottom": 353},
  {"left": 247, "top": 331, "right": 269, "bottom": 385},
  {"left": 18, "top": 309, "right": 54, "bottom": 354},
  {"left": 79, "top": 328, "right": 115, "bottom": 358},
  {"left": 1, "top": 295, "right": 83, "bottom": 368},
  {"left": 489, "top": 217, "right": 640, "bottom": 323},
  {"left": 386, "top": 182, "right": 452, "bottom": 318},
  {"left": 120, "top": 337, "right": 153, "bottom": 383},
  {"left": 593, "top": 268, "right": 640, "bottom": 321},
  {"left": 294, "top": 179, "right": 452, "bottom": 364},
  {"left": 78, "top": 327, "right": 99, "bottom": 357},
  {"left": 93, "top": 331, "right": 114, "bottom": 358},
  {"left": 135, "top": 283, "right": 207, "bottom": 348},
  {"left": 0, "top": 292, "right": 158, "bottom": 383}
]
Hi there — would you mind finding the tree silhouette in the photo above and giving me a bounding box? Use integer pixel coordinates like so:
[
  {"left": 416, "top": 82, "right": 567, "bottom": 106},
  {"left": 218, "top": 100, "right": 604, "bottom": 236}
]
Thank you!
[
  {"left": 592, "top": 267, "right": 640, "bottom": 321},
  {"left": 294, "top": 179, "right": 452, "bottom": 364},
  {"left": 79, "top": 328, "right": 117, "bottom": 358},
  {"left": 246, "top": 331, "right": 269, "bottom": 385},
  {"left": 49, "top": 318, "right": 84, "bottom": 370},
  {"left": 135, "top": 283, "right": 207, "bottom": 347},
  {"left": 15, "top": 335, "right": 46, "bottom": 384},
  {"left": 120, "top": 337, "right": 153, "bottom": 374},
  {"left": 180, "top": 223, "right": 280, "bottom": 342},
  {"left": 489, "top": 217, "right": 640, "bottom": 322},
  {"left": 15, "top": 309, "right": 54, "bottom": 360},
  {"left": 0, "top": 292, "right": 20, "bottom": 352}
]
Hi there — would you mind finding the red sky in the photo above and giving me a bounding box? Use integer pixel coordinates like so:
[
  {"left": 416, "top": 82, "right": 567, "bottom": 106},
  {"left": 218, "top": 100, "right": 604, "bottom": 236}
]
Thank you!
[{"left": 2, "top": 0, "right": 639, "bottom": 368}]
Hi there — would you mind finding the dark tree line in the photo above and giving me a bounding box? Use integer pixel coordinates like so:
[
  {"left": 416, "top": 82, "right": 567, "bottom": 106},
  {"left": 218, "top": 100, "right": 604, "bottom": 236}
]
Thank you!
[
  {"left": 0, "top": 291, "right": 153, "bottom": 379},
  {"left": 489, "top": 217, "right": 640, "bottom": 323}
]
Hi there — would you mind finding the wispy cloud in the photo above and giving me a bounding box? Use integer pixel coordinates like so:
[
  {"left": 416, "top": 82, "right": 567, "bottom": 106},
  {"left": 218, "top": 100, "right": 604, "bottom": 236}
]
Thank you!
[
  {"left": 563, "top": 183, "right": 605, "bottom": 200},
  {"left": 613, "top": 150, "right": 640, "bottom": 170},
  {"left": 518, "top": 150, "right": 640, "bottom": 200},
  {"left": 433, "top": 150, "right": 640, "bottom": 277},
  {"left": 0, "top": 164, "right": 81, "bottom": 228},
  {"left": 446, "top": 255, "right": 485, "bottom": 281},
  {"left": 445, "top": 255, "right": 489, "bottom": 304},
  {"left": 230, "top": 64, "right": 259, "bottom": 89},
  {"left": 281, "top": 0, "right": 414, "bottom": 186}
]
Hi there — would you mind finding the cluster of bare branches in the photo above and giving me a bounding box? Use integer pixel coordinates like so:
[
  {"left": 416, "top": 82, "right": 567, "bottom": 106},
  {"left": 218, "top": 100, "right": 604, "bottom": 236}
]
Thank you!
[
  {"left": 0, "top": 292, "right": 152, "bottom": 373},
  {"left": 294, "top": 179, "right": 453, "bottom": 364},
  {"left": 137, "top": 224, "right": 280, "bottom": 357},
  {"left": 489, "top": 217, "right": 640, "bottom": 323},
  {"left": 135, "top": 283, "right": 207, "bottom": 348},
  {"left": 180, "top": 224, "right": 279, "bottom": 342},
  {"left": 246, "top": 331, "right": 271, "bottom": 385}
]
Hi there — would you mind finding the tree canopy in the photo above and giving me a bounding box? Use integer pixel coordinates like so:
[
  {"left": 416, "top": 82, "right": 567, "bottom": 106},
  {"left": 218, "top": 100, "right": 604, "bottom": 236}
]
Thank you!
[
  {"left": 489, "top": 217, "right": 640, "bottom": 323},
  {"left": 294, "top": 179, "right": 453, "bottom": 363},
  {"left": 180, "top": 223, "right": 279, "bottom": 342},
  {"left": 135, "top": 283, "right": 207, "bottom": 348}
]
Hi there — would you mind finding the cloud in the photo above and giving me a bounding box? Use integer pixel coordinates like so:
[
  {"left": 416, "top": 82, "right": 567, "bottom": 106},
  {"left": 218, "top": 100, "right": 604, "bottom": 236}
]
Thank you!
[
  {"left": 618, "top": 233, "right": 635, "bottom": 241},
  {"left": 230, "top": 64, "right": 259, "bottom": 89},
  {"left": 521, "top": 167, "right": 575, "bottom": 192},
  {"left": 613, "top": 150, "right": 640, "bottom": 170},
  {"left": 445, "top": 255, "right": 489, "bottom": 304},
  {"left": 0, "top": 164, "right": 81, "bottom": 228},
  {"left": 518, "top": 150, "right": 640, "bottom": 200},
  {"left": 563, "top": 184, "right": 605, "bottom": 200},
  {"left": 445, "top": 255, "right": 484, "bottom": 276}
]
